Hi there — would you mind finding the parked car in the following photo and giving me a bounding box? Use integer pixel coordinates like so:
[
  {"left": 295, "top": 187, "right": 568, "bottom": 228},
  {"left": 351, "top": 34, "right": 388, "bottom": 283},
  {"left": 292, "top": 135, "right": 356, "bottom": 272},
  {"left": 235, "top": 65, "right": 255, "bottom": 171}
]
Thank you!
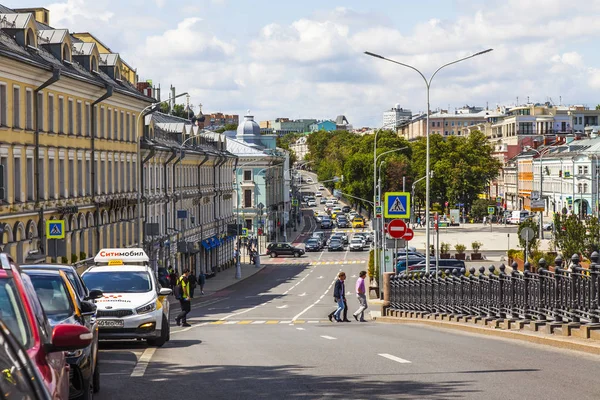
[
  {"left": 328, "top": 239, "right": 345, "bottom": 252},
  {"left": 408, "top": 259, "right": 466, "bottom": 272},
  {"left": 349, "top": 238, "right": 365, "bottom": 251},
  {"left": 0, "top": 253, "right": 93, "bottom": 400},
  {"left": 157, "top": 267, "right": 170, "bottom": 287},
  {"left": 305, "top": 238, "right": 322, "bottom": 252},
  {"left": 543, "top": 222, "right": 553, "bottom": 231},
  {"left": 0, "top": 319, "right": 53, "bottom": 400},
  {"left": 266, "top": 243, "right": 305, "bottom": 258},
  {"left": 23, "top": 269, "right": 102, "bottom": 399},
  {"left": 341, "top": 206, "right": 351, "bottom": 213}
]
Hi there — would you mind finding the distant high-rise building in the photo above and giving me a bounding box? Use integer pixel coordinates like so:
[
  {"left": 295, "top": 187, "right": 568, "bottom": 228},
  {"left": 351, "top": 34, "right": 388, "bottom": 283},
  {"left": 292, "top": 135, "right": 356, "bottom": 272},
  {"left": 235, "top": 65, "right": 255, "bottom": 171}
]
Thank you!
[{"left": 383, "top": 104, "right": 412, "bottom": 128}]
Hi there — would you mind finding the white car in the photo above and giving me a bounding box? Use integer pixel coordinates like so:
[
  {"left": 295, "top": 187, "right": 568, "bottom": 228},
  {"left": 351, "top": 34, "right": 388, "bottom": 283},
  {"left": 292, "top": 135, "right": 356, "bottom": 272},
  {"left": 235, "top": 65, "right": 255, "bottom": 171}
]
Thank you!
[
  {"left": 82, "top": 248, "right": 172, "bottom": 347},
  {"left": 308, "top": 199, "right": 317, "bottom": 207},
  {"left": 325, "top": 200, "right": 335, "bottom": 208},
  {"left": 314, "top": 191, "right": 322, "bottom": 197},
  {"left": 349, "top": 238, "right": 364, "bottom": 251},
  {"left": 306, "top": 177, "right": 313, "bottom": 183},
  {"left": 318, "top": 185, "right": 325, "bottom": 190}
]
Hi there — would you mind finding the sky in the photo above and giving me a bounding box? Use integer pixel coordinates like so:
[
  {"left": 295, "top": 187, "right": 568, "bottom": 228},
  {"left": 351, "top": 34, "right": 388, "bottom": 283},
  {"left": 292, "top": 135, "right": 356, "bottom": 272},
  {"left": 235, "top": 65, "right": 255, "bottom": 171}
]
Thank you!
[{"left": 8, "top": 0, "right": 600, "bottom": 127}]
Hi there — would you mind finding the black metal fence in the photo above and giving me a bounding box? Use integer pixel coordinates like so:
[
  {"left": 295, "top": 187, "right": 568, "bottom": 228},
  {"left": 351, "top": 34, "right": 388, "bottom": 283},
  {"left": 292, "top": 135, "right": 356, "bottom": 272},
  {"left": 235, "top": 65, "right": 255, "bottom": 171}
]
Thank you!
[{"left": 388, "top": 253, "right": 600, "bottom": 324}]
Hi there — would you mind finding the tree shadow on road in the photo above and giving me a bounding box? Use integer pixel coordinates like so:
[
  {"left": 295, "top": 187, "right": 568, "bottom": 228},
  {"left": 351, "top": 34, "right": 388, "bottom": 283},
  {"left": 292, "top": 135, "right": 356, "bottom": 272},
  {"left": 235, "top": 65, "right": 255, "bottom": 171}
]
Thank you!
[{"left": 99, "top": 362, "right": 483, "bottom": 400}]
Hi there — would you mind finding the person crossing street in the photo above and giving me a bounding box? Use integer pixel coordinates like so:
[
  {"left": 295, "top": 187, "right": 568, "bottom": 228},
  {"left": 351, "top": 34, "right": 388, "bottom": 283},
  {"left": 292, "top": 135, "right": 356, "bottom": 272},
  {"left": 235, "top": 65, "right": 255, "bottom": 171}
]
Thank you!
[
  {"left": 353, "top": 271, "right": 368, "bottom": 322},
  {"left": 175, "top": 269, "right": 191, "bottom": 327},
  {"left": 328, "top": 272, "right": 348, "bottom": 322}
]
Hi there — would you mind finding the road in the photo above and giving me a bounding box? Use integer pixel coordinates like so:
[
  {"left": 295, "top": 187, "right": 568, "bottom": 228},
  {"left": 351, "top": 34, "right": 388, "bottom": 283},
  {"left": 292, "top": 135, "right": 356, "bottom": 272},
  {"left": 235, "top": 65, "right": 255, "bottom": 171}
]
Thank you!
[{"left": 95, "top": 187, "right": 600, "bottom": 399}]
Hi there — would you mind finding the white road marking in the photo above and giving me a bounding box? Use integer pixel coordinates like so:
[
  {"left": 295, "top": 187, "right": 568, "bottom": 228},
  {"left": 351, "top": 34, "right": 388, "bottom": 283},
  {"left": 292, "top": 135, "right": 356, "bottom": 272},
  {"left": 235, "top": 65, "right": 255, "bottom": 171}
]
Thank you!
[
  {"left": 280, "top": 320, "right": 292, "bottom": 324},
  {"left": 251, "top": 321, "right": 266, "bottom": 324},
  {"left": 378, "top": 353, "right": 412, "bottom": 364},
  {"left": 307, "top": 320, "right": 319, "bottom": 324},
  {"left": 225, "top": 321, "right": 237, "bottom": 325},
  {"left": 320, "top": 335, "right": 337, "bottom": 340},
  {"left": 292, "top": 276, "right": 337, "bottom": 321},
  {"left": 351, "top": 275, "right": 357, "bottom": 278},
  {"left": 317, "top": 276, "right": 324, "bottom": 279},
  {"left": 130, "top": 348, "right": 156, "bottom": 377},
  {"left": 299, "top": 292, "right": 306, "bottom": 297},
  {"left": 296, "top": 327, "right": 306, "bottom": 331},
  {"left": 276, "top": 305, "right": 289, "bottom": 309}
]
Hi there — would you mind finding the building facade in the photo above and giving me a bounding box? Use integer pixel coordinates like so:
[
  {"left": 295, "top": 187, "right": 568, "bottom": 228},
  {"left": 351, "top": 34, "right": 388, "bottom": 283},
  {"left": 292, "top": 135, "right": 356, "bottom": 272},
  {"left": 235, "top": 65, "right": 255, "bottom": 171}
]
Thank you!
[
  {"left": 0, "top": 5, "right": 153, "bottom": 264},
  {"left": 383, "top": 104, "right": 411, "bottom": 128}
]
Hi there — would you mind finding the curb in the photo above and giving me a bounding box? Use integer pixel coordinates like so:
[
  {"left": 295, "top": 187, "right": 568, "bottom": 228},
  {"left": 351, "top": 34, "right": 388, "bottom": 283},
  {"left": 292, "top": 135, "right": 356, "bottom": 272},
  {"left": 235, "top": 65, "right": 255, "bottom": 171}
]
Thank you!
[{"left": 374, "top": 316, "right": 600, "bottom": 356}]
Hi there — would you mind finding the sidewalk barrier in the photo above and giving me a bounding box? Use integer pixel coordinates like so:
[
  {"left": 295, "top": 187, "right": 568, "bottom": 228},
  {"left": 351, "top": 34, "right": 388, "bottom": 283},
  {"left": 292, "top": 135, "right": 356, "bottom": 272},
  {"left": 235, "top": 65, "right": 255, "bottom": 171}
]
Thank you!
[{"left": 383, "top": 252, "right": 600, "bottom": 328}]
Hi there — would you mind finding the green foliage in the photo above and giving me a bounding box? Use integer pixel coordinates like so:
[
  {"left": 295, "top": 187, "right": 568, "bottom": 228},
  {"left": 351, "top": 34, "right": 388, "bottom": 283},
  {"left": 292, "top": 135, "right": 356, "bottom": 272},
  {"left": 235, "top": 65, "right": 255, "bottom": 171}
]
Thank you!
[
  {"left": 440, "top": 242, "right": 450, "bottom": 254},
  {"left": 454, "top": 244, "right": 466, "bottom": 254},
  {"left": 276, "top": 133, "right": 301, "bottom": 166},
  {"left": 585, "top": 216, "right": 600, "bottom": 255},
  {"left": 471, "top": 241, "right": 483, "bottom": 252},
  {"left": 471, "top": 199, "right": 496, "bottom": 220},
  {"left": 79, "top": 252, "right": 87, "bottom": 261},
  {"left": 368, "top": 249, "right": 378, "bottom": 282},
  {"left": 60, "top": 256, "right": 68, "bottom": 264},
  {"left": 553, "top": 214, "right": 587, "bottom": 259},
  {"left": 71, "top": 254, "right": 78, "bottom": 264},
  {"left": 517, "top": 219, "right": 539, "bottom": 255},
  {"left": 529, "top": 251, "right": 555, "bottom": 269}
]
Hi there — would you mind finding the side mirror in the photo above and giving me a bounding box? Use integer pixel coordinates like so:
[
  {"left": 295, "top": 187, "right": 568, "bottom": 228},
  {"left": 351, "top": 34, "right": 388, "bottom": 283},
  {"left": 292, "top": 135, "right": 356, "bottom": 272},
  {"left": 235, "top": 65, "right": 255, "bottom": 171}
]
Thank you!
[
  {"left": 86, "top": 289, "right": 104, "bottom": 300},
  {"left": 80, "top": 300, "right": 97, "bottom": 315},
  {"left": 159, "top": 288, "right": 172, "bottom": 296},
  {"left": 50, "top": 324, "right": 93, "bottom": 352}
]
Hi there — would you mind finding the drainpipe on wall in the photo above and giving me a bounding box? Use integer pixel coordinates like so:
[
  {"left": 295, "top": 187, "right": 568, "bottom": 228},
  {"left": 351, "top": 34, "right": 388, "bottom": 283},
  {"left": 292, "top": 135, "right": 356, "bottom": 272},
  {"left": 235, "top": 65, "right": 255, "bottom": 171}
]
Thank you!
[
  {"left": 91, "top": 86, "right": 114, "bottom": 252},
  {"left": 34, "top": 68, "right": 61, "bottom": 255}
]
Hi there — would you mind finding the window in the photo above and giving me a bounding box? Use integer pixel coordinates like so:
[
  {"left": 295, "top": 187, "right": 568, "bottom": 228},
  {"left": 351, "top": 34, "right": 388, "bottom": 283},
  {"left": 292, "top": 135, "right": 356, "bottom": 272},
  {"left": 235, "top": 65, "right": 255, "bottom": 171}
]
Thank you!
[
  {"left": 584, "top": 183, "right": 588, "bottom": 193},
  {"left": 38, "top": 157, "right": 45, "bottom": 200},
  {"left": 14, "top": 157, "right": 21, "bottom": 202},
  {"left": 451, "top": 121, "right": 455, "bottom": 126},
  {"left": 107, "top": 109, "right": 112, "bottom": 140},
  {"left": 68, "top": 159, "right": 74, "bottom": 196},
  {"left": 25, "top": 89, "right": 33, "bottom": 130},
  {"left": 584, "top": 166, "right": 589, "bottom": 175},
  {"left": 13, "top": 86, "right": 20, "bottom": 128},
  {"left": 36, "top": 92, "right": 43, "bottom": 131},
  {"left": 108, "top": 159, "right": 112, "bottom": 193},
  {"left": 68, "top": 99, "right": 74, "bottom": 134},
  {"left": 114, "top": 110, "right": 118, "bottom": 140},
  {"left": 0, "top": 84, "right": 6, "bottom": 126},
  {"left": 131, "top": 114, "right": 136, "bottom": 140},
  {"left": 76, "top": 102, "right": 82, "bottom": 135},
  {"left": 85, "top": 104, "right": 91, "bottom": 136},
  {"left": 126, "top": 113, "right": 131, "bottom": 141},
  {"left": 48, "top": 94, "right": 54, "bottom": 132},
  {"left": 77, "top": 159, "right": 83, "bottom": 197},
  {"left": 120, "top": 160, "right": 124, "bottom": 192},
  {"left": 27, "top": 158, "right": 34, "bottom": 201},
  {"left": 100, "top": 160, "right": 106, "bottom": 194},
  {"left": 48, "top": 158, "right": 55, "bottom": 198},
  {"left": 578, "top": 166, "right": 583, "bottom": 175},
  {"left": 58, "top": 97, "right": 64, "bottom": 133},
  {"left": 0, "top": 156, "right": 7, "bottom": 201},
  {"left": 126, "top": 161, "right": 130, "bottom": 192},
  {"left": 86, "top": 159, "right": 91, "bottom": 195},
  {"left": 120, "top": 111, "right": 124, "bottom": 140},
  {"left": 578, "top": 183, "right": 582, "bottom": 193},
  {"left": 58, "top": 159, "right": 65, "bottom": 197},
  {"left": 244, "top": 189, "right": 252, "bottom": 207},
  {"left": 244, "top": 170, "right": 252, "bottom": 181}
]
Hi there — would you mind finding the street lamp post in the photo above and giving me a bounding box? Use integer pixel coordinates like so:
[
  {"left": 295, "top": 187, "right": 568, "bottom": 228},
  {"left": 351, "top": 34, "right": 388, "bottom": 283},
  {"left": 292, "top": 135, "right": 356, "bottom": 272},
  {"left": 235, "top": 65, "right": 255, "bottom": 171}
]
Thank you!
[
  {"left": 526, "top": 146, "right": 549, "bottom": 240},
  {"left": 136, "top": 91, "right": 188, "bottom": 252},
  {"left": 365, "top": 48, "right": 493, "bottom": 273}
]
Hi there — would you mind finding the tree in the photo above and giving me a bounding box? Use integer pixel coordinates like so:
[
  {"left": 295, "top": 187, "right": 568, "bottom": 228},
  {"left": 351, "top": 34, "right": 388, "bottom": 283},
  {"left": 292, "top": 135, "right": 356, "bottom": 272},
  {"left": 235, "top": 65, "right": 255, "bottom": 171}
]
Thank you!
[
  {"left": 159, "top": 102, "right": 191, "bottom": 119},
  {"left": 518, "top": 218, "right": 539, "bottom": 259},
  {"left": 471, "top": 199, "right": 495, "bottom": 220},
  {"left": 553, "top": 214, "right": 587, "bottom": 259},
  {"left": 596, "top": 104, "right": 600, "bottom": 110}
]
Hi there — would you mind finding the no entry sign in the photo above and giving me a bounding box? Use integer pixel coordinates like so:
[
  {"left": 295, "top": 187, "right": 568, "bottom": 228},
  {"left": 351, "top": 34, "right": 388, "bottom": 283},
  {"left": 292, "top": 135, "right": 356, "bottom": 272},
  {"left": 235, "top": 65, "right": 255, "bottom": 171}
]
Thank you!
[
  {"left": 403, "top": 228, "right": 414, "bottom": 241},
  {"left": 387, "top": 219, "right": 407, "bottom": 239}
]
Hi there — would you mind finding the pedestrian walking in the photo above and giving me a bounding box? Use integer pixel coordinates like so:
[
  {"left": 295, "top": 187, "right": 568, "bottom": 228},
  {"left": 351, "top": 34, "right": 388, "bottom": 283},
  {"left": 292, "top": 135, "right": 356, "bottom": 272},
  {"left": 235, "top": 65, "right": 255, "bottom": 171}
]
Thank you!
[
  {"left": 198, "top": 271, "right": 206, "bottom": 295},
  {"left": 353, "top": 271, "right": 368, "bottom": 322},
  {"left": 188, "top": 272, "right": 197, "bottom": 298},
  {"left": 168, "top": 265, "right": 176, "bottom": 290},
  {"left": 175, "top": 269, "right": 191, "bottom": 327},
  {"left": 328, "top": 271, "right": 348, "bottom": 322}
]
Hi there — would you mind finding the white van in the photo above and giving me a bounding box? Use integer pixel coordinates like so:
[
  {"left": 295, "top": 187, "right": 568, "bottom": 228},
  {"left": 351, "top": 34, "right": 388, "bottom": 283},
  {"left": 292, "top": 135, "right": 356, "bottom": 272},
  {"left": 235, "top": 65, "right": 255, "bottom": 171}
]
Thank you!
[{"left": 509, "top": 210, "right": 531, "bottom": 224}]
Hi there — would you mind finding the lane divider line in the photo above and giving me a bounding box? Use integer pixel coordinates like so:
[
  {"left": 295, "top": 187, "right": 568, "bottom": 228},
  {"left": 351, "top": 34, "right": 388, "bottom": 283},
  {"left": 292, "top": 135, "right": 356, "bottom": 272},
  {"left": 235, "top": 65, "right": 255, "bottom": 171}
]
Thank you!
[
  {"left": 130, "top": 348, "right": 156, "bottom": 377},
  {"left": 378, "top": 353, "right": 412, "bottom": 364},
  {"left": 320, "top": 335, "right": 337, "bottom": 340}
]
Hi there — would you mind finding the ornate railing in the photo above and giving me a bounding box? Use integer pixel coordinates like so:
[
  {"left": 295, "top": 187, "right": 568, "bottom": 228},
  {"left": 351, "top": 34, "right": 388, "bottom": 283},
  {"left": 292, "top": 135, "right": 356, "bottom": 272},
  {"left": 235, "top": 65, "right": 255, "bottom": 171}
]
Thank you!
[{"left": 386, "top": 253, "right": 600, "bottom": 325}]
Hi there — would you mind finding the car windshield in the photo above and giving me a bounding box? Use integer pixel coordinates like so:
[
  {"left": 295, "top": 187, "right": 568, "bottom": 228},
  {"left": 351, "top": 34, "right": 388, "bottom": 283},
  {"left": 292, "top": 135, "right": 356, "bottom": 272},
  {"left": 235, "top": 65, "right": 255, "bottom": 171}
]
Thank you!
[
  {"left": 83, "top": 271, "right": 152, "bottom": 293},
  {"left": 0, "top": 278, "right": 32, "bottom": 348},
  {"left": 26, "top": 274, "right": 74, "bottom": 322}
]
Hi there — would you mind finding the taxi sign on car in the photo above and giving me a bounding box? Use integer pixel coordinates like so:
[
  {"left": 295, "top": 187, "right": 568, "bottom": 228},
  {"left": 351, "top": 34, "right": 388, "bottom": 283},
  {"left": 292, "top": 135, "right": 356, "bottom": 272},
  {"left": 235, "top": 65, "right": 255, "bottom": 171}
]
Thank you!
[{"left": 93, "top": 248, "right": 149, "bottom": 264}]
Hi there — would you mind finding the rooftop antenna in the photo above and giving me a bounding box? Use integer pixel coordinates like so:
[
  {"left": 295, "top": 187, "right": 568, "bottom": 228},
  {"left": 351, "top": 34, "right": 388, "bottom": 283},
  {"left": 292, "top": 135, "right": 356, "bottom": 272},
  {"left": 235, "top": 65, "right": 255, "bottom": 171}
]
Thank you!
[
  {"left": 559, "top": 96, "right": 562, "bottom": 105},
  {"left": 516, "top": 96, "right": 519, "bottom": 106}
]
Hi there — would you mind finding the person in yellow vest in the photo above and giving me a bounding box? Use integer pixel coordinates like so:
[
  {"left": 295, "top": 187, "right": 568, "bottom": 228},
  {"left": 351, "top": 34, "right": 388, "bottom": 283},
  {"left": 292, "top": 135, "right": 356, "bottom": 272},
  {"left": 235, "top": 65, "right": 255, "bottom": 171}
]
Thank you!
[{"left": 175, "top": 269, "right": 191, "bottom": 327}]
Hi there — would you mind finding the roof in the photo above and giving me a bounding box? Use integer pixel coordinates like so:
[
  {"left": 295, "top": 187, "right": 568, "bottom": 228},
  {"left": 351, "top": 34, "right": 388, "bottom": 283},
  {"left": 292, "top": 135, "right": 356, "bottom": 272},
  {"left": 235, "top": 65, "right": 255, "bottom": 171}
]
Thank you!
[
  {"left": 0, "top": 5, "right": 153, "bottom": 103},
  {"left": 429, "top": 110, "right": 502, "bottom": 119},
  {"left": 38, "top": 29, "right": 67, "bottom": 44},
  {"left": 99, "top": 53, "right": 119, "bottom": 66}
]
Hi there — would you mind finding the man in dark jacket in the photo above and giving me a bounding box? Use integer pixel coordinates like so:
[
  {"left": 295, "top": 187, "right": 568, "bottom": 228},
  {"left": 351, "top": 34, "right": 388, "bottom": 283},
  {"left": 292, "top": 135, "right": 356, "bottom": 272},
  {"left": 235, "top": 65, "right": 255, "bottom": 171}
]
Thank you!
[
  {"left": 328, "top": 271, "right": 348, "bottom": 322},
  {"left": 188, "top": 273, "right": 197, "bottom": 298}
]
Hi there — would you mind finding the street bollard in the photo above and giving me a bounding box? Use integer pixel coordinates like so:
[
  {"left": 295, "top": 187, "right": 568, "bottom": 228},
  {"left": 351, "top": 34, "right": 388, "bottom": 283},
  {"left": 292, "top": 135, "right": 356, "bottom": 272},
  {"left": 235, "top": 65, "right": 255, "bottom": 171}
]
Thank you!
[{"left": 382, "top": 272, "right": 394, "bottom": 315}]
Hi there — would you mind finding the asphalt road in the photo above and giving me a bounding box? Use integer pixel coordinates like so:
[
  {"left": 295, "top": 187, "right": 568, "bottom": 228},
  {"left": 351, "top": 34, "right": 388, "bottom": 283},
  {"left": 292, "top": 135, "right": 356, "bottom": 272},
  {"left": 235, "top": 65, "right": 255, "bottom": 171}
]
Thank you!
[{"left": 94, "top": 187, "right": 600, "bottom": 400}]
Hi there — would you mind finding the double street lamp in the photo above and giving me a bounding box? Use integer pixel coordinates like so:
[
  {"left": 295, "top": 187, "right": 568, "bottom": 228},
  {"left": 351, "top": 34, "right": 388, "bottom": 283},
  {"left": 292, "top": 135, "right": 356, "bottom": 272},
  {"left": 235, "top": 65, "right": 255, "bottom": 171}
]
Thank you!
[{"left": 365, "top": 49, "right": 493, "bottom": 273}]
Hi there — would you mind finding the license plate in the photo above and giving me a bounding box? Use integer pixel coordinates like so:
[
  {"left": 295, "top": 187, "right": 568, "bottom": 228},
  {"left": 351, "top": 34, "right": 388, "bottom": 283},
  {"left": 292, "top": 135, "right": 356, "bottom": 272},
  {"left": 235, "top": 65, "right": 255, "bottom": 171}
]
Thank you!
[{"left": 98, "top": 319, "right": 124, "bottom": 328}]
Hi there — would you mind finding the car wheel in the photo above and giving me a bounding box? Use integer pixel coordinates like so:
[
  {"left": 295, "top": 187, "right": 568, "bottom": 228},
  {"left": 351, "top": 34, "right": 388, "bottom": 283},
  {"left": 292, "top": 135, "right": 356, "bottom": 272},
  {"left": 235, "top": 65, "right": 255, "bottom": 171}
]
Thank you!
[
  {"left": 147, "top": 315, "right": 169, "bottom": 347},
  {"left": 80, "top": 377, "right": 94, "bottom": 400},
  {"left": 294, "top": 252, "right": 301, "bottom": 258},
  {"left": 270, "top": 252, "right": 277, "bottom": 258},
  {"left": 93, "top": 360, "right": 100, "bottom": 393}
]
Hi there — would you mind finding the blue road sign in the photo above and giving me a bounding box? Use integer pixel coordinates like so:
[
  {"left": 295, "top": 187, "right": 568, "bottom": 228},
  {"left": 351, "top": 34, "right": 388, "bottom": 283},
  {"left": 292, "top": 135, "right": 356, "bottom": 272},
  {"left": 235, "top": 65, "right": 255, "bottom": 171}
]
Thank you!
[
  {"left": 384, "top": 192, "right": 411, "bottom": 219},
  {"left": 46, "top": 220, "right": 65, "bottom": 239}
]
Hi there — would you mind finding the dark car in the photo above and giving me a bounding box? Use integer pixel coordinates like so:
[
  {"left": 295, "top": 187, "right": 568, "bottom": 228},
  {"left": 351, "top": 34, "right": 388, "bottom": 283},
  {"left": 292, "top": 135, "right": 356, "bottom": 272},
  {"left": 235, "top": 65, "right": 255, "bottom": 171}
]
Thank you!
[
  {"left": 408, "top": 259, "right": 466, "bottom": 273},
  {"left": 0, "top": 253, "right": 93, "bottom": 400},
  {"left": 336, "top": 217, "right": 349, "bottom": 228},
  {"left": 305, "top": 238, "right": 322, "bottom": 252},
  {"left": 157, "top": 267, "right": 170, "bottom": 287},
  {"left": 342, "top": 206, "right": 351, "bottom": 213},
  {"left": 328, "top": 239, "right": 345, "bottom": 252},
  {"left": 23, "top": 269, "right": 102, "bottom": 399},
  {"left": 320, "top": 217, "right": 333, "bottom": 229},
  {"left": 0, "top": 319, "right": 52, "bottom": 400},
  {"left": 266, "top": 243, "right": 305, "bottom": 258}
]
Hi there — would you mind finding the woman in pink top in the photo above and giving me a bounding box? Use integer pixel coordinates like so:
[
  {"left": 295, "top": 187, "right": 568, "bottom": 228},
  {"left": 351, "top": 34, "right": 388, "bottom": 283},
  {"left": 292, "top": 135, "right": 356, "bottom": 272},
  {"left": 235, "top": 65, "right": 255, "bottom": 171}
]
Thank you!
[{"left": 353, "top": 271, "right": 368, "bottom": 322}]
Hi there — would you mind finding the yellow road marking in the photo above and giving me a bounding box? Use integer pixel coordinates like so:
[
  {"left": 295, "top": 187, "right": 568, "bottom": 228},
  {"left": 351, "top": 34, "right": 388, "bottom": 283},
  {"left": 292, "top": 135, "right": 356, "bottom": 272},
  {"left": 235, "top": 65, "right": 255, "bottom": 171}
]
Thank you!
[
  {"left": 293, "top": 320, "right": 306, "bottom": 324},
  {"left": 210, "top": 321, "right": 226, "bottom": 325},
  {"left": 238, "top": 320, "right": 253, "bottom": 324},
  {"left": 265, "top": 321, "right": 279, "bottom": 324}
]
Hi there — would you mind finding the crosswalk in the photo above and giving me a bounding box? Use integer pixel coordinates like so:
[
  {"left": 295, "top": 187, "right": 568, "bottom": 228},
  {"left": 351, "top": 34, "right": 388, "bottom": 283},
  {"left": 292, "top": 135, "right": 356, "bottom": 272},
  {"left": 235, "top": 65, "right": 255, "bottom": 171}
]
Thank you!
[
  {"left": 206, "top": 320, "right": 329, "bottom": 325},
  {"left": 266, "top": 259, "right": 367, "bottom": 265}
]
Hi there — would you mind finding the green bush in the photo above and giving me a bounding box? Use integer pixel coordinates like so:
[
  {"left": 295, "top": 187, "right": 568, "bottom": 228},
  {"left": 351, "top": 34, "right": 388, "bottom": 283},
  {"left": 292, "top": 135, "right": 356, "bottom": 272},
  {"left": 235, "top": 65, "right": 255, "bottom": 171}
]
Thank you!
[
  {"left": 471, "top": 241, "right": 483, "bottom": 252},
  {"left": 455, "top": 244, "right": 466, "bottom": 254},
  {"left": 60, "top": 256, "right": 68, "bottom": 264},
  {"left": 71, "top": 254, "right": 78, "bottom": 264},
  {"left": 79, "top": 251, "right": 87, "bottom": 261},
  {"left": 440, "top": 242, "right": 450, "bottom": 254},
  {"left": 368, "top": 249, "right": 380, "bottom": 282}
]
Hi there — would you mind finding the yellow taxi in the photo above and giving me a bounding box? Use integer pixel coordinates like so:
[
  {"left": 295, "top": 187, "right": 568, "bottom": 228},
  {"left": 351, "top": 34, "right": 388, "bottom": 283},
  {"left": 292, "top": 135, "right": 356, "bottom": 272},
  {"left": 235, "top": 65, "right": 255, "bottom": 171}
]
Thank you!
[{"left": 352, "top": 217, "right": 365, "bottom": 228}]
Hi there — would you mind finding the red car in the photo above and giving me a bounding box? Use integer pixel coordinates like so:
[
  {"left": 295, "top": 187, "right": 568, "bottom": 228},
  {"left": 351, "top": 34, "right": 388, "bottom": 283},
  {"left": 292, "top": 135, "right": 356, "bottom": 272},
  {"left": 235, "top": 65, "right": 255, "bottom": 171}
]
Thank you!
[{"left": 0, "top": 253, "right": 92, "bottom": 400}]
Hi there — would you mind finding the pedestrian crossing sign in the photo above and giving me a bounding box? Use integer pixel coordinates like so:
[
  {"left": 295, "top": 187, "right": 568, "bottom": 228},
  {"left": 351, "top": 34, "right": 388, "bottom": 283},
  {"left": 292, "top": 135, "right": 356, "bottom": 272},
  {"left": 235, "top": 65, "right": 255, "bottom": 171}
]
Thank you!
[
  {"left": 241, "top": 228, "right": 248, "bottom": 237},
  {"left": 46, "top": 220, "right": 65, "bottom": 239},
  {"left": 384, "top": 192, "right": 410, "bottom": 219}
]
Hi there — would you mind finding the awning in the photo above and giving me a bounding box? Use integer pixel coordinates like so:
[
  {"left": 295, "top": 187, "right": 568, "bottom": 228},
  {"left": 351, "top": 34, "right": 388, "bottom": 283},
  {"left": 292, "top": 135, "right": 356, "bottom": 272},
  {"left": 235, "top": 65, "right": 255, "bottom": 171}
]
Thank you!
[
  {"left": 209, "top": 237, "right": 218, "bottom": 248},
  {"left": 202, "top": 239, "right": 212, "bottom": 250}
]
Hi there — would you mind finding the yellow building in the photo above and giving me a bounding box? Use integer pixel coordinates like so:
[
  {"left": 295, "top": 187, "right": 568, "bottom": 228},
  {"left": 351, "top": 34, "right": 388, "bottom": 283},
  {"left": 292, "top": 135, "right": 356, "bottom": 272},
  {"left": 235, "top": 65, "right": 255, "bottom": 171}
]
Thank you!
[{"left": 0, "top": 5, "right": 153, "bottom": 263}]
